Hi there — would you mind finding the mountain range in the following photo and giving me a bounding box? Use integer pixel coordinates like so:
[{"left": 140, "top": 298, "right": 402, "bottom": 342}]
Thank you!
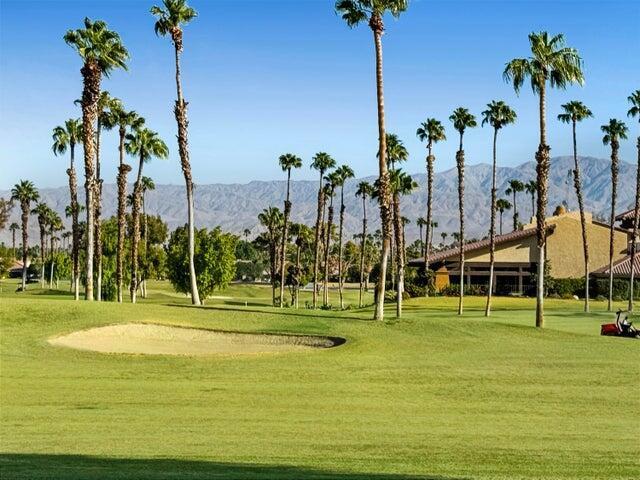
[{"left": 1, "top": 156, "right": 636, "bottom": 245}]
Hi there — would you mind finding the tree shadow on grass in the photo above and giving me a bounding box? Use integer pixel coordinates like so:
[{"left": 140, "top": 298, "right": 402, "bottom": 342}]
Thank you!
[{"left": 0, "top": 454, "right": 469, "bottom": 480}]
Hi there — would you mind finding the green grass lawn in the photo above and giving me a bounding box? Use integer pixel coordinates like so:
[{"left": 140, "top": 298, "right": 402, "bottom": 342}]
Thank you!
[{"left": 1, "top": 279, "right": 638, "bottom": 479}]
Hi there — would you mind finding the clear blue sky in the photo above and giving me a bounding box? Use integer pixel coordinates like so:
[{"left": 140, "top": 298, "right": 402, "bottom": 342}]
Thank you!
[{"left": 1, "top": 0, "right": 638, "bottom": 190}]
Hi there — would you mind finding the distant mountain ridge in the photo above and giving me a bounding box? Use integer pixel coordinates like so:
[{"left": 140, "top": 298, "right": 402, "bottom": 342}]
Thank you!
[{"left": 1, "top": 156, "right": 636, "bottom": 244}]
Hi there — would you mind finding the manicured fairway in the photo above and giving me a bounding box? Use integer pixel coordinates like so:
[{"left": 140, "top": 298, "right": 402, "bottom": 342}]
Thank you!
[{"left": 1, "top": 280, "right": 638, "bottom": 479}]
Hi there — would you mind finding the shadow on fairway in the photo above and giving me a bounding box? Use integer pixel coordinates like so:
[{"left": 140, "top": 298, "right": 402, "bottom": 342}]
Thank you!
[{"left": 0, "top": 454, "right": 469, "bottom": 480}]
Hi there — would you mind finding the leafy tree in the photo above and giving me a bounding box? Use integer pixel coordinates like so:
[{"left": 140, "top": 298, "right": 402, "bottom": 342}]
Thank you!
[
  {"left": 558, "top": 101, "right": 593, "bottom": 312},
  {"left": 627, "top": 90, "right": 640, "bottom": 311},
  {"left": 449, "top": 107, "right": 477, "bottom": 315},
  {"left": 335, "top": 0, "right": 408, "bottom": 321},
  {"left": 64, "top": 17, "right": 129, "bottom": 300},
  {"left": 11, "top": 180, "right": 39, "bottom": 290},
  {"left": 277, "top": 153, "right": 303, "bottom": 307},
  {"left": 166, "top": 226, "right": 236, "bottom": 303},
  {"left": 601, "top": 119, "right": 628, "bottom": 311},
  {"left": 481, "top": 100, "right": 516, "bottom": 316},
  {"left": 504, "top": 31, "right": 584, "bottom": 327},
  {"left": 151, "top": 0, "right": 201, "bottom": 305}
]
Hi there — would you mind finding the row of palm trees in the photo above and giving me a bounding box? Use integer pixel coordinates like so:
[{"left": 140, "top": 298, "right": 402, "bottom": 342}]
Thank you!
[{"left": 46, "top": 0, "right": 200, "bottom": 303}]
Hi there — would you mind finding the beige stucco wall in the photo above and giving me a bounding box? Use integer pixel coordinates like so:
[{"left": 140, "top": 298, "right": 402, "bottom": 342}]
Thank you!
[
  {"left": 465, "top": 236, "right": 538, "bottom": 263},
  {"left": 542, "top": 212, "right": 628, "bottom": 278}
]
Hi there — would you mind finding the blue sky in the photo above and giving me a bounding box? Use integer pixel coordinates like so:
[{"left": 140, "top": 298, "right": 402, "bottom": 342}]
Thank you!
[{"left": 0, "top": 0, "right": 638, "bottom": 190}]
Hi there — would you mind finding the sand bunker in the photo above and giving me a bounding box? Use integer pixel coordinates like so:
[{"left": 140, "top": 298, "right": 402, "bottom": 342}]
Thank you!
[{"left": 48, "top": 323, "right": 344, "bottom": 356}]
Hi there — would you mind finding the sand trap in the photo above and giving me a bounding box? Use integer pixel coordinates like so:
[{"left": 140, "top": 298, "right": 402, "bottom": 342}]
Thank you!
[{"left": 48, "top": 323, "right": 344, "bottom": 356}]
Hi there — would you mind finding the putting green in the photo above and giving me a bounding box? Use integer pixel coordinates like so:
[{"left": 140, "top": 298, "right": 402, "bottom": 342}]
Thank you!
[{"left": 48, "top": 323, "right": 344, "bottom": 356}]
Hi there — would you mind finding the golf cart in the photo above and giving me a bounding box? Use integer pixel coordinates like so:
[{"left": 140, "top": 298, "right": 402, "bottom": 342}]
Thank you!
[{"left": 601, "top": 310, "right": 640, "bottom": 339}]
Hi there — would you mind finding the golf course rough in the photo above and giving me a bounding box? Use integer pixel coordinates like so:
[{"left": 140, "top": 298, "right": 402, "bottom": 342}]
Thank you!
[{"left": 48, "top": 323, "right": 345, "bottom": 356}]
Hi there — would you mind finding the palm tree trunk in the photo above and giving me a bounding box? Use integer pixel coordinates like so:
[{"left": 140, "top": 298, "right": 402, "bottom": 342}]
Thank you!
[
  {"left": 39, "top": 224, "right": 46, "bottom": 289},
  {"left": 20, "top": 203, "right": 28, "bottom": 290},
  {"left": 629, "top": 137, "right": 640, "bottom": 311},
  {"left": 370, "top": 15, "right": 390, "bottom": 321},
  {"left": 570, "top": 120, "right": 590, "bottom": 312},
  {"left": 485, "top": 128, "right": 498, "bottom": 316},
  {"left": 130, "top": 154, "right": 145, "bottom": 304},
  {"left": 172, "top": 34, "right": 201, "bottom": 306},
  {"left": 456, "top": 147, "right": 465, "bottom": 315},
  {"left": 608, "top": 139, "right": 619, "bottom": 311},
  {"left": 116, "top": 128, "right": 130, "bottom": 303},
  {"left": 535, "top": 85, "right": 550, "bottom": 328},
  {"left": 338, "top": 185, "right": 346, "bottom": 309},
  {"left": 279, "top": 169, "right": 292, "bottom": 307},
  {"left": 67, "top": 143, "right": 80, "bottom": 300},
  {"left": 49, "top": 233, "right": 55, "bottom": 288},
  {"left": 359, "top": 194, "right": 367, "bottom": 308},
  {"left": 94, "top": 120, "right": 103, "bottom": 301},
  {"left": 80, "top": 60, "right": 100, "bottom": 301},
  {"left": 324, "top": 195, "right": 334, "bottom": 306},
  {"left": 142, "top": 191, "right": 149, "bottom": 299},
  {"left": 393, "top": 193, "right": 403, "bottom": 318},
  {"left": 312, "top": 172, "right": 324, "bottom": 308},
  {"left": 424, "top": 144, "right": 434, "bottom": 297},
  {"left": 295, "top": 244, "right": 301, "bottom": 309}
]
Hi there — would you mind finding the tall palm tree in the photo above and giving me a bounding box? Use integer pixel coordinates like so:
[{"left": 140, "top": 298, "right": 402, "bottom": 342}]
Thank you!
[
  {"left": 277, "top": 153, "right": 303, "bottom": 307},
  {"left": 323, "top": 172, "right": 340, "bottom": 306},
  {"left": 11, "top": 181, "right": 39, "bottom": 291},
  {"left": 390, "top": 169, "right": 417, "bottom": 317},
  {"left": 52, "top": 118, "right": 83, "bottom": 299},
  {"left": 524, "top": 180, "right": 537, "bottom": 219},
  {"left": 355, "top": 181, "right": 373, "bottom": 307},
  {"left": 125, "top": 128, "right": 169, "bottom": 303},
  {"left": 601, "top": 119, "right": 628, "bottom": 311},
  {"left": 505, "top": 179, "right": 525, "bottom": 230},
  {"left": 107, "top": 101, "right": 145, "bottom": 302},
  {"left": 497, "top": 198, "right": 511, "bottom": 235},
  {"left": 504, "top": 31, "right": 584, "bottom": 327},
  {"left": 47, "top": 210, "right": 63, "bottom": 288},
  {"left": 558, "top": 101, "right": 593, "bottom": 312},
  {"left": 151, "top": 0, "right": 200, "bottom": 306},
  {"left": 64, "top": 18, "right": 129, "bottom": 301},
  {"left": 32, "top": 202, "right": 51, "bottom": 289},
  {"left": 482, "top": 100, "right": 517, "bottom": 316},
  {"left": 416, "top": 217, "right": 426, "bottom": 257},
  {"left": 627, "top": 90, "right": 640, "bottom": 311},
  {"left": 9, "top": 222, "right": 19, "bottom": 259},
  {"left": 336, "top": 0, "right": 408, "bottom": 321},
  {"left": 416, "top": 118, "right": 446, "bottom": 291},
  {"left": 141, "top": 175, "right": 156, "bottom": 299},
  {"left": 258, "top": 206, "right": 284, "bottom": 306},
  {"left": 310, "top": 152, "right": 336, "bottom": 308},
  {"left": 336, "top": 164, "right": 355, "bottom": 309},
  {"left": 449, "top": 107, "right": 477, "bottom": 315}
]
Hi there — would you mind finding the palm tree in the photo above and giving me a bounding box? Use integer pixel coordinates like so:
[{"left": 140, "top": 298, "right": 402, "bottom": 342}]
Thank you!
[
  {"left": 390, "top": 169, "right": 417, "bottom": 317},
  {"left": 64, "top": 18, "right": 129, "bottom": 301},
  {"left": 429, "top": 220, "right": 438, "bottom": 252},
  {"left": 32, "top": 202, "right": 51, "bottom": 289},
  {"left": 505, "top": 180, "right": 525, "bottom": 230},
  {"left": 497, "top": 198, "right": 512, "bottom": 235},
  {"left": 449, "top": 107, "right": 477, "bottom": 315},
  {"left": 140, "top": 175, "right": 156, "bottom": 299},
  {"left": 52, "top": 118, "right": 83, "bottom": 299},
  {"left": 524, "top": 180, "right": 537, "bottom": 219},
  {"left": 336, "top": 164, "right": 355, "bottom": 309},
  {"left": 416, "top": 217, "right": 426, "bottom": 257},
  {"left": 9, "top": 222, "right": 19, "bottom": 258},
  {"left": 440, "top": 231, "right": 448, "bottom": 247},
  {"left": 482, "top": 101, "right": 517, "bottom": 316},
  {"left": 310, "top": 152, "right": 336, "bottom": 308},
  {"left": 355, "top": 181, "right": 374, "bottom": 307},
  {"left": 416, "top": 118, "right": 446, "bottom": 290},
  {"left": 125, "top": 128, "right": 169, "bottom": 303},
  {"left": 258, "top": 207, "right": 284, "bottom": 306},
  {"left": 627, "top": 90, "right": 640, "bottom": 311},
  {"left": 558, "top": 101, "right": 593, "bottom": 312},
  {"left": 243, "top": 228, "right": 251, "bottom": 241},
  {"left": 504, "top": 31, "right": 584, "bottom": 327},
  {"left": 277, "top": 153, "right": 303, "bottom": 307},
  {"left": 601, "top": 119, "right": 628, "bottom": 311},
  {"left": 290, "top": 223, "right": 312, "bottom": 309},
  {"left": 11, "top": 181, "right": 39, "bottom": 291},
  {"left": 323, "top": 172, "right": 340, "bottom": 306},
  {"left": 47, "top": 210, "right": 63, "bottom": 288},
  {"left": 336, "top": 0, "right": 408, "bottom": 321},
  {"left": 106, "top": 101, "right": 144, "bottom": 302},
  {"left": 151, "top": 0, "right": 200, "bottom": 305}
]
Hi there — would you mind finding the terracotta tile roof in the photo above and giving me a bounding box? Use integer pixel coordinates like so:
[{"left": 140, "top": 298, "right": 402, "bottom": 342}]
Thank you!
[
  {"left": 615, "top": 208, "right": 637, "bottom": 221},
  {"left": 593, "top": 254, "right": 640, "bottom": 277},
  {"left": 409, "top": 226, "right": 552, "bottom": 265}
]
